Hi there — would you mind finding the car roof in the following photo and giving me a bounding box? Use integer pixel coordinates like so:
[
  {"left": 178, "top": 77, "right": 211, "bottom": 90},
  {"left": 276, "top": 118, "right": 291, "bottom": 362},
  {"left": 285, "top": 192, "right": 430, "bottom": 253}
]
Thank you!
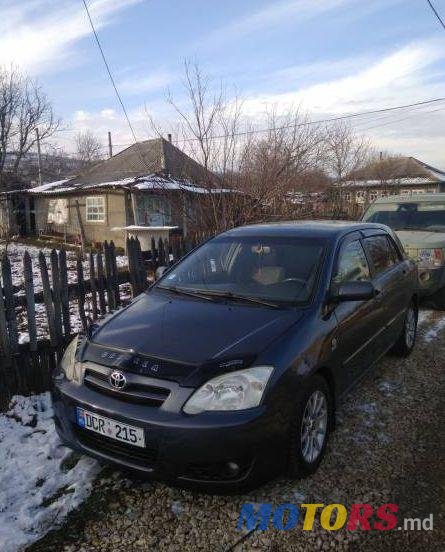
[
  {"left": 220, "top": 220, "right": 387, "bottom": 239},
  {"left": 370, "top": 193, "right": 445, "bottom": 204}
]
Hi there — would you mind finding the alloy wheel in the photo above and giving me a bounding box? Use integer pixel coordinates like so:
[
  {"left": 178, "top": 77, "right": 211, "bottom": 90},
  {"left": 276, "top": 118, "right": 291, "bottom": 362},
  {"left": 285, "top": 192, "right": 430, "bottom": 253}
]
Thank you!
[
  {"left": 300, "top": 390, "right": 328, "bottom": 463},
  {"left": 405, "top": 307, "right": 416, "bottom": 348}
]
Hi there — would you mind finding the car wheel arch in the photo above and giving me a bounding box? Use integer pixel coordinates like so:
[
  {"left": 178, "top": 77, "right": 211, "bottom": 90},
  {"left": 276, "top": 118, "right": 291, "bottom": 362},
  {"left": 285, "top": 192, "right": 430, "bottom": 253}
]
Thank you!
[{"left": 315, "top": 366, "right": 336, "bottom": 430}]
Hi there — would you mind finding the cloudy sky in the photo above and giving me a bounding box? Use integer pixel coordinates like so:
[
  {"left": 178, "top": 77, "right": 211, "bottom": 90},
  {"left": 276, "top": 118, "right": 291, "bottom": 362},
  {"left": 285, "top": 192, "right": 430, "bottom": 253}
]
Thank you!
[{"left": 2, "top": 0, "right": 445, "bottom": 166}]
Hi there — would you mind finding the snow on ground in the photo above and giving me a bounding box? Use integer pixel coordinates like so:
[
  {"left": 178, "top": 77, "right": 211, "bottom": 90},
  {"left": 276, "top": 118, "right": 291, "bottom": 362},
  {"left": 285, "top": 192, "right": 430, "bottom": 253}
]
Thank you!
[
  {"left": 423, "top": 315, "right": 445, "bottom": 342},
  {"left": 417, "top": 309, "right": 433, "bottom": 326},
  {"left": 0, "top": 393, "right": 100, "bottom": 552}
]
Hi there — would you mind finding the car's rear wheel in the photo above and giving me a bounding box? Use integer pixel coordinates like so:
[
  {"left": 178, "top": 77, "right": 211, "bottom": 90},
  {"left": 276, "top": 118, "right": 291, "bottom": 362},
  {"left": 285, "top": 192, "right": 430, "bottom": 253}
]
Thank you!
[
  {"left": 288, "top": 374, "right": 332, "bottom": 478},
  {"left": 391, "top": 300, "right": 417, "bottom": 357}
]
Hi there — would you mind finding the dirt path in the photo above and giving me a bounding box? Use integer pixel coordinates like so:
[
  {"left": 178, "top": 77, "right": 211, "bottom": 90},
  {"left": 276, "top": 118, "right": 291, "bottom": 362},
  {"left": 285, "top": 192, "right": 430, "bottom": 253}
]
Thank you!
[{"left": 31, "top": 310, "right": 445, "bottom": 552}]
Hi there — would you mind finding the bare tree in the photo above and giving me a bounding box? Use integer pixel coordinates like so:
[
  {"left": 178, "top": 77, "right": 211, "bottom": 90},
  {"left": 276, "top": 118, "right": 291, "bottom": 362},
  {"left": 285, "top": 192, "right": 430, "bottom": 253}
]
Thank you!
[
  {"left": 322, "top": 121, "right": 371, "bottom": 182},
  {"left": 155, "top": 61, "right": 254, "bottom": 233},
  {"left": 0, "top": 66, "right": 60, "bottom": 186},
  {"left": 321, "top": 121, "right": 372, "bottom": 217},
  {"left": 150, "top": 62, "right": 328, "bottom": 232},
  {"left": 75, "top": 130, "right": 103, "bottom": 166},
  {"left": 239, "top": 108, "right": 327, "bottom": 220}
]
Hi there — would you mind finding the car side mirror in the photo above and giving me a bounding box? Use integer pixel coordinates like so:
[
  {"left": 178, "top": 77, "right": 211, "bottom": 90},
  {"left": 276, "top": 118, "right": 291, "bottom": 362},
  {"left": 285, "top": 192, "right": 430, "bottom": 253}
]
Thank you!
[
  {"left": 331, "top": 281, "right": 376, "bottom": 302},
  {"left": 155, "top": 266, "right": 168, "bottom": 280}
]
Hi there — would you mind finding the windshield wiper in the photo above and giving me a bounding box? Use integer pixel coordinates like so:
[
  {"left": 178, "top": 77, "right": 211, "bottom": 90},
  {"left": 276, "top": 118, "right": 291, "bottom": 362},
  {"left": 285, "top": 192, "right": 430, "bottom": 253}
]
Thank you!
[
  {"left": 157, "top": 285, "right": 217, "bottom": 302},
  {"left": 191, "top": 289, "right": 282, "bottom": 309}
]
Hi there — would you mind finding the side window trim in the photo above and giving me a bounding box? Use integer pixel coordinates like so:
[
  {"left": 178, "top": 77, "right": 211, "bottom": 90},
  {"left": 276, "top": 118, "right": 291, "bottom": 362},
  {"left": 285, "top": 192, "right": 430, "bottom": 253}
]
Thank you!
[{"left": 386, "top": 234, "right": 403, "bottom": 262}]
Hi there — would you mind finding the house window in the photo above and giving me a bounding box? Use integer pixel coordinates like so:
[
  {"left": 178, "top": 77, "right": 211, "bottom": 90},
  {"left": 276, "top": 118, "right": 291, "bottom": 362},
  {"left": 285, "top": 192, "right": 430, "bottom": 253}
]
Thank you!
[
  {"left": 86, "top": 196, "right": 106, "bottom": 222},
  {"left": 136, "top": 195, "right": 171, "bottom": 226}
]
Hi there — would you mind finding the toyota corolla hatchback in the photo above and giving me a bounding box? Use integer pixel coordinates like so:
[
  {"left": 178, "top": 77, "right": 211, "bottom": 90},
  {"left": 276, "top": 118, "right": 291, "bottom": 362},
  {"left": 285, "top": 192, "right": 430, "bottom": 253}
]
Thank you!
[{"left": 52, "top": 221, "right": 418, "bottom": 491}]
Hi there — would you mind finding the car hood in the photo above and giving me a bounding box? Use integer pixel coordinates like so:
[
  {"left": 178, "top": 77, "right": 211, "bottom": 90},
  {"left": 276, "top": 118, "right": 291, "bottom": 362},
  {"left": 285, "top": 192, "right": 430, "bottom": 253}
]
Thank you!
[
  {"left": 91, "top": 289, "right": 304, "bottom": 365},
  {"left": 396, "top": 230, "right": 445, "bottom": 250}
]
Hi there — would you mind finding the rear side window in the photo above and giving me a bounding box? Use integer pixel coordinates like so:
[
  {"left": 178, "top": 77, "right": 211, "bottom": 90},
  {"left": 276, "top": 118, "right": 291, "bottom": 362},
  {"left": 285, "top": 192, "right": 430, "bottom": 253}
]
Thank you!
[
  {"left": 333, "top": 240, "right": 370, "bottom": 284},
  {"left": 363, "top": 235, "right": 398, "bottom": 276}
]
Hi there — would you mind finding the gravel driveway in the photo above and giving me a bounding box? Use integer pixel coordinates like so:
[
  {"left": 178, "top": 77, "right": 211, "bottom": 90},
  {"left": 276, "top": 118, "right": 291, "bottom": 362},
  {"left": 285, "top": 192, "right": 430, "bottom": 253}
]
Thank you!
[{"left": 30, "top": 310, "right": 445, "bottom": 552}]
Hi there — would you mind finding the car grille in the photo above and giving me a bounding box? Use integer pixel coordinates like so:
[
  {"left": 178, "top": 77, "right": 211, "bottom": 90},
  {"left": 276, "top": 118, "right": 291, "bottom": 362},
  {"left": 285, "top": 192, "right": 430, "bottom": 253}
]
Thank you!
[
  {"left": 73, "top": 425, "right": 157, "bottom": 468},
  {"left": 83, "top": 363, "right": 170, "bottom": 407}
]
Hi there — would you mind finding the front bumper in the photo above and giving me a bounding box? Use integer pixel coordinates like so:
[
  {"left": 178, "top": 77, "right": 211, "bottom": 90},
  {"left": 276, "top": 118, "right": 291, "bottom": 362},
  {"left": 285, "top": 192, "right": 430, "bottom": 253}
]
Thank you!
[{"left": 51, "top": 377, "right": 287, "bottom": 490}]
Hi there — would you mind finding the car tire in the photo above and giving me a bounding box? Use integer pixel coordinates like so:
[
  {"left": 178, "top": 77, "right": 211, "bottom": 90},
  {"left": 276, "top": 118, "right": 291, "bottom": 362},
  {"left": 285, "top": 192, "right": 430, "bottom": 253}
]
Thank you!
[
  {"left": 391, "top": 300, "right": 417, "bottom": 357},
  {"left": 288, "top": 374, "right": 332, "bottom": 479}
]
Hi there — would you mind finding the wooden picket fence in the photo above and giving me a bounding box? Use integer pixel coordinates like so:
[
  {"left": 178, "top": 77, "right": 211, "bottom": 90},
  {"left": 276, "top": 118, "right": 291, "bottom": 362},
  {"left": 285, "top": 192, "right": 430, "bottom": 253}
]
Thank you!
[{"left": 0, "top": 233, "right": 209, "bottom": 409}]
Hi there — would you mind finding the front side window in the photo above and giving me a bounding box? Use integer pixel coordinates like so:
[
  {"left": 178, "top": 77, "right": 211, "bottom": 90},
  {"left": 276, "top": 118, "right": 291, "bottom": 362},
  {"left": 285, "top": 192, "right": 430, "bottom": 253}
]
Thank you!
[
  {"left": 363, "top": 235, "right": 396, "bottom": 276},
  {"left": 86, "top": 196, "right": 105, "bottom": 222},
  {"left": 156, "top": 236, "right": 326, "bottom": 305},
  {"left": 333, "top": 240, "right": 370, "bottom": 284}
]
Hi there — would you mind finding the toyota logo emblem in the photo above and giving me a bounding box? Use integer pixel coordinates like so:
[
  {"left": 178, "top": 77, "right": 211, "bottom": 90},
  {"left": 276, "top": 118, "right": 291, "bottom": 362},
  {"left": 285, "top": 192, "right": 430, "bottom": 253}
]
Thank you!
[{"left": 109, "top": 370, "right": 127, "bottom": 390}]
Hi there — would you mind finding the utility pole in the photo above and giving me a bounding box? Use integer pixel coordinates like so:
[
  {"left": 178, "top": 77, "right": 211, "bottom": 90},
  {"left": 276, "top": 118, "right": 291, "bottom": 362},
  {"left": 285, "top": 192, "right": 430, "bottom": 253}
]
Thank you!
[
  {"left": 35, "top": 127, "right": 42, "bottom": 186},
  {"left": 108, "top": 131, "right": 113, "bottom": 158}
]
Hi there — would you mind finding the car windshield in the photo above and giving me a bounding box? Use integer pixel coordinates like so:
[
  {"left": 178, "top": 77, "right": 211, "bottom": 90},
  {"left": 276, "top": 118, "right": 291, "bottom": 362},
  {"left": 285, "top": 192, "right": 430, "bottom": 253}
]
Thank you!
[
  {"left": 363, "top": 202, "right": 445, "bottom": 232},
  {"left": 156, "top": 235, "right": 326, "bottom": 306}
]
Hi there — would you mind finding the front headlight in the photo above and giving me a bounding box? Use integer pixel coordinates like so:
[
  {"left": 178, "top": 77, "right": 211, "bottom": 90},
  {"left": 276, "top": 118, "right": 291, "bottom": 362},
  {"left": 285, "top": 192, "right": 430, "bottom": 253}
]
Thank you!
[
  {"left": 418, "top": 248, "right": 444, "bottom": 268},
  {"left": 60, "top": 336, "right": 82, "bottom": 383},
  {"left": 183, "top": 366, "right": 274, "bottom": 414}
]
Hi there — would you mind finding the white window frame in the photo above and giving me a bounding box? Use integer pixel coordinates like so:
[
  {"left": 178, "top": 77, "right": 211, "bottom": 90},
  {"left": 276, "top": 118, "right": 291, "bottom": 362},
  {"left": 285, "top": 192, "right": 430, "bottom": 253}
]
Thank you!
[{"left": 86, "top": 196, "right": 106, "bottom": 222}]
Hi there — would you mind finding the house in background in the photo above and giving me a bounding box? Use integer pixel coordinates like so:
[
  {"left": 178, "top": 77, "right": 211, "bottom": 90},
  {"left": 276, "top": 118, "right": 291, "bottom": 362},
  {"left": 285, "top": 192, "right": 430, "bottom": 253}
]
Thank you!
[
  {"left": 336, "top": 156, "right": 445, "bottom": 205},
  {"left": 27, "top": 138, "right": 219, "bottom": 250}
]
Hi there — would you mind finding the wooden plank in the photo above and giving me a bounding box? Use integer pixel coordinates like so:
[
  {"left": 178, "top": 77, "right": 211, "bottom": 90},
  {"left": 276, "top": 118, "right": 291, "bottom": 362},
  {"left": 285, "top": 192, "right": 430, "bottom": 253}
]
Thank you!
[
  {"left": 96, "top": 253, "right": 106, "bottom": 315},
  {"left": 89, "top": 252, "right": 98, "bottom": 320},
  {"left": 1, "top": 254, "right": 19, "bottom": 353},
  {"left": 158, "top": 238, "right": 165, "bottom": 267},
  {"left": 74, "top": 200, "right": 86, "bottom": 251},
  {"left": 39, "top": 251, "right": 58, "bottom": 347},
  {"left": 110, "top": 241, "right": 120, "bottom": 307},
  {"left": 127, "top": 237, "right": 137, "bottom": 298},
  {"left": 23, "top": 251, "right": 37, "bottom": 351},
  {"left": 164, "top": 239, "right": 171, "bottom": 266},
  {"left": 136, "top": 238, "right": 145, "bottom": 293},
  {"left": 103, "top": 241, "right": 115, "bottom": 310},
  {"left": 76, "top": 255, "right": 87, "bottom": 331},
  {"left": 0, "top": 271, "right": 11, "bottom": 360},
  {"left": 50, "top": 249, "right": 63, "bottom": 344},
  {"left": 59, "top": 249, "right": 71, "bottom": 337}
]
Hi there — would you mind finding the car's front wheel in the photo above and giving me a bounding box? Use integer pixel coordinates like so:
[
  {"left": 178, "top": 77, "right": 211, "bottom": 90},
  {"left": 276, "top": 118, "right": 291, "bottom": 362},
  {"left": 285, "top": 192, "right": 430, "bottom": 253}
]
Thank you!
[
  {"left": 288, "top": 374, "right": 332, "bottom": 478},
  {"left": 391, "top": 300, "right": 417, "bottom": 357}
]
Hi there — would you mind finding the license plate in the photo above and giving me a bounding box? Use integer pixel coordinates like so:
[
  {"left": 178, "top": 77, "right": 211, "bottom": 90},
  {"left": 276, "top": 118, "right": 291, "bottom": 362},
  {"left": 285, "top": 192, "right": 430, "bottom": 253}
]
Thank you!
[
  {"left": 419, "top": 249, "right": 432, "bottom": 260},
  {"left": 76, "top": 407, "right": 145, "bottom": 448}
]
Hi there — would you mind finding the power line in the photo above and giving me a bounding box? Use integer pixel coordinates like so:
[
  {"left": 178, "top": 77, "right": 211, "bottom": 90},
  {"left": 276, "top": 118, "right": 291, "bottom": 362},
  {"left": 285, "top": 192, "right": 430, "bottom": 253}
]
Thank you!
[
  {"left": 81, "top": 0, "right": 148, "bottom": 169},
  {"left": 358, "top": 106, "right": 445, "bottom": 132},
  {"left": 52, "top": 96, "right": 445, "bottom": 145},
  {"left": 172, "top": 97, "right": 445, "bottom": 143},
  {"left": 426, "top": 0, "right": 445, "bottom": 31}
]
